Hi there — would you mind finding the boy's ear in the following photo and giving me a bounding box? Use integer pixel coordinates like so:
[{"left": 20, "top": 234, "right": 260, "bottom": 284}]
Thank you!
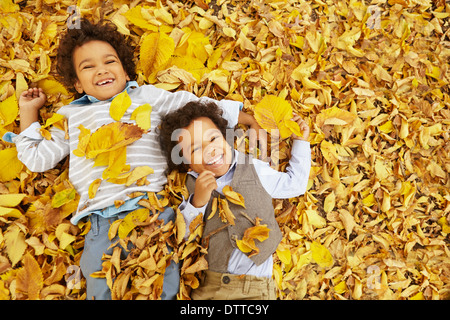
[{"left": 74, "top": 80, "right": 84, "bottom": 94}]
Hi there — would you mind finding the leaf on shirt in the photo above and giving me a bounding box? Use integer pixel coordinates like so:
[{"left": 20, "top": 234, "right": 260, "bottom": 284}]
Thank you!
[
  {"left": 72, "top": 125, "right": 91, "bottom": 157},
  {"left": 222, "top": 185, "right": 245, "bottom": 208},
  {"left": 39, "top": 113, "right": 67, "bottom": 140},
  {"left": 235, "top": 218, "right": 270, "bottom": 257},
  {"left": 110, "top": 90, "right": 132, "bottom": 121},
  {"left": 131, "top": 103, "right": 152, "bottom": 131},
  {"left": 125, "top": 166, "right": 154, "bottom": 187},
  {"left": 88, "top": 178, "right": 102, "bottom": 199},
  {"left": 254, "top": 95, "right": 302, "bottom": 140},
  {"left": 86, "top": 122, "right": 144, "bottom": 159}
]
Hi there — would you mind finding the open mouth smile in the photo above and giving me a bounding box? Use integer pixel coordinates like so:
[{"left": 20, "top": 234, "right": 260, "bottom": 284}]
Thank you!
[
  {"left": 206, "top": 154, "right": 224, "bottom": 166},
  {"left": 96, "top": 79, "right": 114, "bottom": 86}
]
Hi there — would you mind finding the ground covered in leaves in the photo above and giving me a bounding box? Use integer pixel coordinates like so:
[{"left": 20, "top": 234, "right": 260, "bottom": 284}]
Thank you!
[{"left": 0, "top": 0, "right": 449, "bottom": 300}]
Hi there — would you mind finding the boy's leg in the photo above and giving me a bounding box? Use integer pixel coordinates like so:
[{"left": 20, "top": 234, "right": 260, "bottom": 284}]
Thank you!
[
  {"left": 79, "top": 214, "right": 124, "bottom": 300},
  {"left": 157, "top": 204, "right": 180, "bottom": 300}
]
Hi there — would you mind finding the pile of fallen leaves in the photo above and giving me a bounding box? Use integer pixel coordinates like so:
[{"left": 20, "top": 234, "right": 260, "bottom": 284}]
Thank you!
[{"left": 0, "top": 0, "right": 449, "bottom": 300}]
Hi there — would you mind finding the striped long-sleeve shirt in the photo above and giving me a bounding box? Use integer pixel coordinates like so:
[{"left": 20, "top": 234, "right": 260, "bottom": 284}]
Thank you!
[{"left": 12, "top": 83, "right": 241, "bottom": 224}]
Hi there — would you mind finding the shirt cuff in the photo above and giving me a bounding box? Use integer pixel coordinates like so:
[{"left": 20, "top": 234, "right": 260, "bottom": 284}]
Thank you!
[
  {"left": 291, "top": 139, "right": 311, "bottom": 158},
  {"left": 180, "top": 194, "right": 207, "bottom": 225},
  {"left": 19, "top": 122, "right": 43, "bottom": 140}
]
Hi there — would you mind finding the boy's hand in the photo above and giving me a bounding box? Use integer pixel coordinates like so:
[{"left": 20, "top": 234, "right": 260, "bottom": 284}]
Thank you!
[
  {"left": 19, "top": 88, "right": 47, "bottom": 132},
  {"left": 292, "top": 114, "right": 310, "bottom": 141},
  {"left": 19, "top": 88, "right": 47, "bottom": 111},
  {"left": 191, "top": 170, "right": 217, "bottom": 208}
]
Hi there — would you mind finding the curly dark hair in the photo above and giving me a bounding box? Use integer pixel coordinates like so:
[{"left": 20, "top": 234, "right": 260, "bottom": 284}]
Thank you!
[
  {"left": 158, "top": 100, "right": 229, "bottom": 174},
  {"left": 56, "top": 18, "right": 137, "bottom": 97}
]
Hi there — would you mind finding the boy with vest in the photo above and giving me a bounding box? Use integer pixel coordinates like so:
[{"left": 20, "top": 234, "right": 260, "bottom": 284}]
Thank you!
[
  {"left": 5, "top": 18, "right": 263, "bottom": 300},
  {"left": 158, "top": 101, "right": 311, "bottom": 299}
]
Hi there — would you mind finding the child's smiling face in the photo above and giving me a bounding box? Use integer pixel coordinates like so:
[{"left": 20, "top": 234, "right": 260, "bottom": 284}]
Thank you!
[
  {"left": 177, "top": 117, "right": 233, "bottom": 177},
  {"left": 72, "top": 40, "right": 130, "bottom": 101}
]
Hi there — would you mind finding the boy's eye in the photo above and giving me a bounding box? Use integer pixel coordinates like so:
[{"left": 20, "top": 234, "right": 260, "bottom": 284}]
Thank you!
[{"left": 106, "top": 60, "right": 116, "bottom": 64}]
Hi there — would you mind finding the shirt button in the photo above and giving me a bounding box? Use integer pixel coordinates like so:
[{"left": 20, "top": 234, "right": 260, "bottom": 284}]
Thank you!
[{"left": 222, "top": 276, "right": 230, "bottom": 284}]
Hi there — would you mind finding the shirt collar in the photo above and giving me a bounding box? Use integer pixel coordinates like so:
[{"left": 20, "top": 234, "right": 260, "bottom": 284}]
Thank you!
[
  {"left": 69, "top": 81, "right": 139, "bottom": 105},
  {"left": 187, "top": 149, "right": 238, "bottom": 180}
]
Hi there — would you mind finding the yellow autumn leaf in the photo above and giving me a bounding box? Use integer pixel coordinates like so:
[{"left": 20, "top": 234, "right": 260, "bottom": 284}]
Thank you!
[
  {"left": 362, "top": 194, "right": 376, "bottom": 207},
  {"left": 73, "top": 125, "right": 91, "bottom": 157},
  {"left": 140, "top": 31, "right": 175, "bottom": 82},
  {"left": 334, "top": 280, "right": 347, "bottom": 294},
  {"left": 254, "top": 95, "right": 301, "bottom": 139},
  {"left": 118, "top": 208, "right": 149, "bottom": 239},
  {"left": 85, "top": 122, "right": 144, "bottom": 159},
  {"left": 336, "top": 27, "right": 364, "bottom": 57},
  {"left": 55, "top": 223, "right": 76, "bottom": 249},
  {"left": 0, "top": 147, "right": 24, "bottom": 182},
  {"left": 0, "top": 206, "right": 22, "bottom": 218},
  {"left": 291, "top": 59, "right": 322, "bottom": 89},
  {"left": 101, "top": 148, "right": 129, "bottom": 180},
  {"left": 323, "top": 192, "right": 335, "bottom": 214},
  {"left": 0, "top": 193, "right": 26, "bottom": 207},
  {"left": 218, "top": 197, "right": 235, "bottom": 225},
  {"left": 315, "top": 106, "right": 358, "bottom": 128},
  {"left": 175, "top": 208, "right": 186, "bottom": 244},
  {"left": 304, "top": 209, "right": 327, "bottom": 228},
  {"left": 125, "top": 165, "right": 154, "bottom": 187},
  {"left": 207, "top": 197, "right": 218, "bottom": 220},
  {"left": 122, "top": 5, "right": 159, "bottom": 32},
  {"left": 0, "top": 94, "right": 18, "bottom": 127},
  {"left": 320, "top": 140, "right": 339, "bottom": 165},
  {"left": 175, "top": 29, "right": 212, "bottom": 64},
  {"left": 88, "top": 178, "right": 102, "bottom": 199},
  {"left": 276, "top": 246, "right": 292, "bottom": 265},
  {"left": 109, "top": 90, "right": 132, "bottom": 121},
  {"left": 311, "top": 241, "right": 334, "bottom": 268},
  {"left": 15, "top": 252, "right": 43, "bottom": 300},
  {"left": 0, "top": 194, "right": 24, "bottom": 218},
  {"left": 131, "top": 103, "right": 152, "bottom": 130},
  {"left": 4, "top": 224, "right": 27, "bottom": 267},
  {"left": 236, "top": 224, "right": 270, "bottom": 256},
  {"left": 36, "top": 78, "right": 71, "bottom": 105},
  {"left": 51, "top": 188, "right": 76, "bottom": 208},
  {"left": 437, "top": 217, "right": 450, "bottom": 234},
  {"left": 222, "top": 185, "right": 245, "bottom": 208},
  {"left": 0, "top": 0, "right": 19, "bottom": 12}
]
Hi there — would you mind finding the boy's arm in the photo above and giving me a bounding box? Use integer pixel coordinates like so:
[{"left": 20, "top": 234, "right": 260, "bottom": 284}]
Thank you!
[
  {"left": 253, "top": 116, "right": 311, "bottom": 198},
  {"left": 12, "top": 88, "right": 70, "bottom": 172},
  {"left": 254, "top": 139, "right": 311, "bottom": 198}
]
